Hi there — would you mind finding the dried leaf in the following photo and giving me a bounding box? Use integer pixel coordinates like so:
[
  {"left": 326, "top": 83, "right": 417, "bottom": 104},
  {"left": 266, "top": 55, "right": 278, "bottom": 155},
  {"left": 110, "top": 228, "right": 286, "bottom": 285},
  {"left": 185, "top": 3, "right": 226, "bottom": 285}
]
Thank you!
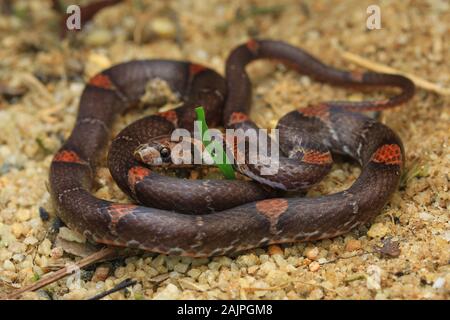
[{"left": 374, "top": 237, "right": 401, "bottom": 258}]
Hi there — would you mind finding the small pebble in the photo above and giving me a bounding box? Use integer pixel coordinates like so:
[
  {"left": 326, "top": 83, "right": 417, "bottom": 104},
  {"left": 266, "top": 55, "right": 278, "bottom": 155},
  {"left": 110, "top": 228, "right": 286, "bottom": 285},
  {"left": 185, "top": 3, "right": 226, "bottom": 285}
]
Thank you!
[
  {"left": 50, "top": 247, "right": 64, "bottom": 259},
  {"left": 367, "top": 223, "right": 389, "bottom": 238},
  {"left": 259, "top": 261, "right": 277, "bottom": 275},
  {"left": 268, "top": 245, "right": 283, "bottom": 256},
  {"left": 153, "top": 283, "right": 180, "bottom": 300},
  {"left": 150, "top": 18, "right": 176, "bottom": 39},
  {"left": 432, "top": 277, "right": 445, "bottom": 289},
  {"left": 187, "top": 268, "right": 201, "bottom": 279},
  {"left": 345, "top": 239, "right": 362, "bottom": 252},
  {"left": 214, "top": 256, "right": 232, "bottom": 267},
  {"left": 37, "top": 239, "right": 52, "bottom": 256},
  {"left": 236, "top": 254, "right": 259, "bottom": 267},
  {"left": 92, "top": 265, "right": 110, "bottom": 282},
  {"left": 418, "top": 211, "right": 433, "bottom": 221},
  {"left": 16, "top": 209, "right": 31, "bottom": 222},
  {"left": 84, "top": 29, "right": 113, "bottom": 46},
  {"left": 308, "top": 288, "right": 324, "bottom": 299},
  {"left": 36, "top": 255, "right": 48, "bottom": 268},
  {"left": 208, "top": 261, "right": 221, "bottom": 271},
  {"left": 12, "top": 253, "right": 25, "bottom": 262},
  {"left": 366, "top": 265, "right": 382, "bottom": 290},
  {"left": 179, "top": 278, "right": 208, "bottom": 292},
  {"left": 304, "top": 247, "right": 319, "bottom": 260},
  {"left": 39, "top": 207, "right": 50, "bottom": 221},
  {"left": 247, "top": 265, "right": 259, "bottom": 274},
  {"left": 309, "top": 261, "right": 320, "bottom": 272},
  {"left": 11, "top": 223, "right": 25, "bottom": 238},
  {"left": 266, "top": 269, "right": 290, "bottom": 286},
  {"left": 23, "top": 236, "right": 39, "bottom": 246},
  {"left": 114, "top": 266, "right": 126, "bottom": 278},
  {"left": 58, "top": 227, "right": 86, "bottom": 243},
  {"left": 151, "top": 255, "right": 165, "bottom": 268},
  {"left": 299, "top": 76, "right": 311, "bottom": 86},
  {"left": 272, "top": 254, "right": 288, "bottom": 268},
  {"left": 173, "top": 263, "right": 189, "bottom": 274},
  {"left": 3, "top": 259, "right": 16, "bottom": 271}
]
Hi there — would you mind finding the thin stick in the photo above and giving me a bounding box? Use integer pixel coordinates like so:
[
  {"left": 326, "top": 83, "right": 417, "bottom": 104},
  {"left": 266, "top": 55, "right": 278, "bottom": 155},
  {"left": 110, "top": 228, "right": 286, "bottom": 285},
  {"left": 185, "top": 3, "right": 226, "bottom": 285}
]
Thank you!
[
  {"left": 341, "top": 51, "right": 450, "bottom": 96},
  {"left": 87, "top": 278, "right": 137, "bottom": 300},
  {"left": 6, "top": 247, "right": 117, "bottom": 300},
  {"left": 169, "top": 9, "right": 184, "bottom": 50}
]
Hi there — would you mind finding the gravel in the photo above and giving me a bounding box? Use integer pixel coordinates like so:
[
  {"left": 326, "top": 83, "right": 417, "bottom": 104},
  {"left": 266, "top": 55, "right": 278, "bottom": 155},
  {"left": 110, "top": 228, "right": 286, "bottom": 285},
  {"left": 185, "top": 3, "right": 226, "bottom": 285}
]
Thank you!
[{"left": 0, "top": 0, "right": 449, "bottom": 300}]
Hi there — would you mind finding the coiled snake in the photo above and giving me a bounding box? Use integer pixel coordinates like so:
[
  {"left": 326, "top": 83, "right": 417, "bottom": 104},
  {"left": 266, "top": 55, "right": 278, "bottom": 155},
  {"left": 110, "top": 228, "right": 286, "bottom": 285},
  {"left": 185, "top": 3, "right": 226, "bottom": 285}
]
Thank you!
[{"left": 49, "top": 40, "right": 414, "bottom": 257}]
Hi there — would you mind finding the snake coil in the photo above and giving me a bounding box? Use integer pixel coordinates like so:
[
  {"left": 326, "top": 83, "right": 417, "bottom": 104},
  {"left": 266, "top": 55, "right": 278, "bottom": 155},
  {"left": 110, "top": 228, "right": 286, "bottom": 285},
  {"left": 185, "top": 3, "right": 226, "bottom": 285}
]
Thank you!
[{"left": 49, "top": 40, "right": 414, "bottom": 257}]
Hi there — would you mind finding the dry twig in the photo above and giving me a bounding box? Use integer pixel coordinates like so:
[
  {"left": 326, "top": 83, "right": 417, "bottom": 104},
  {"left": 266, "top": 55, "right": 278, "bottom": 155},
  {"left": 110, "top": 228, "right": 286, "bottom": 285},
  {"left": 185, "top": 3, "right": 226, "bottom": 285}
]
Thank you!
[
  {"left": 6, "top": 247, "right": 118, "bottom": 300},
  {"left": 87, "top": 278, "right": 137, "bottom": 300}
]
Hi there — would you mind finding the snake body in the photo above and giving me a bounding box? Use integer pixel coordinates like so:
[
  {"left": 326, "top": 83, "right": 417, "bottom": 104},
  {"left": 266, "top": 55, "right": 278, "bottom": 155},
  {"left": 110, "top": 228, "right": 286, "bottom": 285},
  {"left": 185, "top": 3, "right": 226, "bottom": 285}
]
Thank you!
[{"left": 49, "top": 40, "right": 414, "bottom": 257}]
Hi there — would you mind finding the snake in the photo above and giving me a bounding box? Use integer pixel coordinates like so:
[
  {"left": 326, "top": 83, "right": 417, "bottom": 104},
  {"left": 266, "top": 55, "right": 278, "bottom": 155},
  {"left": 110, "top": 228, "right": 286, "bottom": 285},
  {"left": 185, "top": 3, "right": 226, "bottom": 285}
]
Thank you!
[{"left": 49, "top": 39, "right": 415, "bottom": 257}]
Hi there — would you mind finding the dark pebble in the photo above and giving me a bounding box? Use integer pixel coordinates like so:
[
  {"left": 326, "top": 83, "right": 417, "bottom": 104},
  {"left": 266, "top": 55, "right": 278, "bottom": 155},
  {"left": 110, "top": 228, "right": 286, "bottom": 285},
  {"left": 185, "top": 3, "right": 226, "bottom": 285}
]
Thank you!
[{"left": 39, "top": 207, "right": 50, "bottom": 221}]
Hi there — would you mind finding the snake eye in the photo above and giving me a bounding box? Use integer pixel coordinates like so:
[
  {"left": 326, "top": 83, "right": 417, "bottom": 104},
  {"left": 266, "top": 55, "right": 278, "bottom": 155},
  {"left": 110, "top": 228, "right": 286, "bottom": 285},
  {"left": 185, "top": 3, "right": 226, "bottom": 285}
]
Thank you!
[{"left": 160, "top": 147, "right": 171, "bottom": 159}]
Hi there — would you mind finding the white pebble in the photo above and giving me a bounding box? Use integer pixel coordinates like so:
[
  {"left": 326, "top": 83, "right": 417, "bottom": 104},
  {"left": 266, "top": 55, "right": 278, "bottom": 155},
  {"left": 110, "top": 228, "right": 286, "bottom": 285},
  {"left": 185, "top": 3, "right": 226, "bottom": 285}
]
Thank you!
[
  {"left": 150, "top": 18, "right": 176, "bottom": 38},
  {"left": 173, "top": 263, "right": 189, "bottom": 274},
  {"left": 366, "top": 265, "right": 382, "bottom": 290},
  {"left": 432, "top": 277, "right": 445, "bottom": 289},
  {"left": 84, "top": 29, "right": 113, "bottom": 46},
  {"left": 12, "top": 253, "right": 25, "bottom": 262},
  {"left": 58, "top": 227, "right": 86, "bottom": 243},
  {"left": 418, "top": 211, "right": 433, "bottom": 221},
  {"left": 3, "top": 259, "right": 16, "bottom": 271},
  {"left": 16, "top": 209, "right": 31, "bottom": 222},
  {"left": 37, "top": 239, "right": 52, "bottom": 256},
  {"left": 24, "top": 236, "right": 39, "bottom": 245},
  {"left": 153, "top": 283, "right": 180, "bottom": 300}
]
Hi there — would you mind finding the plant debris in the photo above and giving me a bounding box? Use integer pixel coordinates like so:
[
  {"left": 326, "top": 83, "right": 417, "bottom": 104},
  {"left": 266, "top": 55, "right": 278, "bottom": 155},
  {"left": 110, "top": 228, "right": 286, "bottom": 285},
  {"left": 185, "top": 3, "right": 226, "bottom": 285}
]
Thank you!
[{"left": 374, "top": 238, "right": 401, "bottom": 258}]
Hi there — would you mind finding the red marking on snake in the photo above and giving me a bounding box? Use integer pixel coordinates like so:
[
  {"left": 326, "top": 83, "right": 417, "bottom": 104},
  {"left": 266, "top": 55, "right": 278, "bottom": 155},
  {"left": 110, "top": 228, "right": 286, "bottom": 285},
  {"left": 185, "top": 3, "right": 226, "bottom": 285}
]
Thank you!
[
  {"left": 346, "top": 99, "right": 391, "bottom": 112},
  {"left": 246, "top": 39, "right": 260, "bottom": 54},
  {"left": 256, "top": 198, "right": 289, "bottom": 220},
  {"left": 158, "top": 110, "right": 178, "bottom": 126},
  {"left": 189, "top": 63, "right": 207, "bottom": 76},
  {"left": 53, "top": 150, "right": 86, "bottom": 164},
  {"left": 302, "top": 150, "right": 332, "bottom": 165},
  {"left": 89, "top": 74, "right": 114, "bottom": 90},
  {"left": 298, "top": 104, "right": 330, "bottom": 121},
  {"left": 107, "top": 204, "right": 138, "bottom": 234},
  {"left": 371, "top": 144, "right": 402, "bottom": 165},
  {"left": 228, "top": 112, "right": 249, "bottom": 125},
  {"left": 128, "top": 166, "right": 151, "bottom": 189}
]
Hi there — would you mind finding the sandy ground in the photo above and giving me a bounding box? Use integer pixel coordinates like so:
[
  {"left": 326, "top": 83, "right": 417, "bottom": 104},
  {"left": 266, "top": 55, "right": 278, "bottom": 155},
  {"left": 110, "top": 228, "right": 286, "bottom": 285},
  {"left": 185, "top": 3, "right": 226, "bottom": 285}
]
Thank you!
[{"left": 0, "top": 0, "right": 448, "bottom": 299}]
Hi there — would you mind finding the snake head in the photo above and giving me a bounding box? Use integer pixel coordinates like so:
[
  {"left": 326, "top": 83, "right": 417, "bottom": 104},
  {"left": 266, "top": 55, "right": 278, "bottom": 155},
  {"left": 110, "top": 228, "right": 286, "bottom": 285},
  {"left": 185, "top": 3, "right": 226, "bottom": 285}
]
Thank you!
[
  {"left": 134, "top": 135, "right": 176, "bottom": 166},
  {"left": 134, "top": 135, "right": 215, "bottom": 167}
]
